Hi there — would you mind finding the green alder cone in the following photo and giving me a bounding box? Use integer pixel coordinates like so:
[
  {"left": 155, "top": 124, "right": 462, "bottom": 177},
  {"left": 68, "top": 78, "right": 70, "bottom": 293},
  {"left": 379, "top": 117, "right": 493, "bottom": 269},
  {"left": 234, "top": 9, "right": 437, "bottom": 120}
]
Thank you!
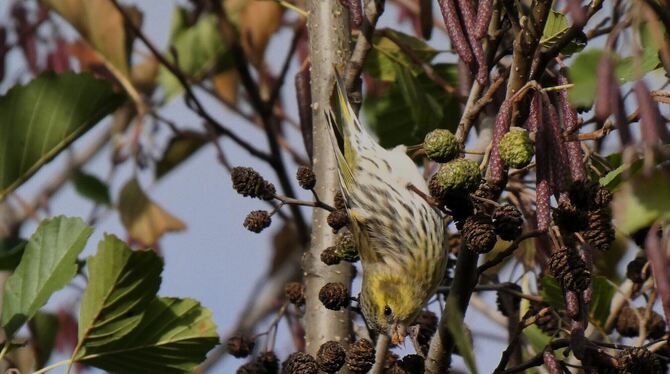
[
  {"left": 424, "top": 129, "right": 460, "bottom": 163},
  {"left": 433, "top": 158, "right": 482, "bottom": 195},
  {"left": 499, "top": 128, "right": 534, "bottom": 169}
]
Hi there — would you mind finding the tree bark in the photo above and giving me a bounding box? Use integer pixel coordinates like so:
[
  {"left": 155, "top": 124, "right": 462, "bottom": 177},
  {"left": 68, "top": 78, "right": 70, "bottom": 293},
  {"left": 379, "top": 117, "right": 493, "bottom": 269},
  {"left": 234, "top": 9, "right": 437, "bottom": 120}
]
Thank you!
[{"left": 303, "top": 0, "right": 354, "bottom": 357}]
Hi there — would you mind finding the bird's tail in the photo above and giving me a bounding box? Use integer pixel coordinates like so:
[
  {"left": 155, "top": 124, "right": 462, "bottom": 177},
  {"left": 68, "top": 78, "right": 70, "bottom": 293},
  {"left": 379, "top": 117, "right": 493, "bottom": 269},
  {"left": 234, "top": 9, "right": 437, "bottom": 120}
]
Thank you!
[{"left": 325, "top": 71, "right": 364, "bottom": 192}]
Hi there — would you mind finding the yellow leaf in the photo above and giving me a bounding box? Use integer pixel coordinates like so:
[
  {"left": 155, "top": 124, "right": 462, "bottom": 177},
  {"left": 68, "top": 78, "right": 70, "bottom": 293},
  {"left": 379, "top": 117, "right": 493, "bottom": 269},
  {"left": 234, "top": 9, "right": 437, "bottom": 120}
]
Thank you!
[
  {"left": 239, "top": 1, "right": 283, "bottom": 65},
  {"left": 118, "top": 179, "right": 186, "bottom": 246},
  {"left": 212, "top": 70, "right": 239, "bottom": 103},
  {"left": 131, "top": 56, "right": 159, "bottom": 94},
  {"left": 42, "top": 0, "right": 130, "bottom": 76}
]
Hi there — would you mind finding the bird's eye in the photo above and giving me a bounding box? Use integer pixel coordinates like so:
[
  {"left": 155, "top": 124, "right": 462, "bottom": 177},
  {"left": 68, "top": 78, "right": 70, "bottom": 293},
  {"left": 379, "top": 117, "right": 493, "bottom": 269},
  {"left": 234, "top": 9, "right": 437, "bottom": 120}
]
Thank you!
[{"left": 383, "top": 305, "right": 392, "bottom": 317}]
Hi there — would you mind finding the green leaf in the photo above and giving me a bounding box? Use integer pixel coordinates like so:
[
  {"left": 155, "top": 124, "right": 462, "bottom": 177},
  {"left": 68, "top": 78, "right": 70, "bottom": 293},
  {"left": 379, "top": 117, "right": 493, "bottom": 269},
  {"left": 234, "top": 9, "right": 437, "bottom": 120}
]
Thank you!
[
  {"left": 615, "top": 24, "right": 662, "bottom": 82},
  {"left": 0, "top": 72, "right": 124, "bottom": 200},
  {"left": 613, "top": 170, "right": 670, "bottom": 235},
  {"left": 156, "top": 132, "right": 207, "bottom": 179},
  {"left": 569, "top": 42, "right": 661, "bottom": 109},
  {"left": 364, "top": 28, "right": 438, "bottom": 81},
  {"left": 541, "top": 11, "right": 586, "bottom": 56},
  {"left": 29, "top": 312, "right": 60, "bottom": 368},
  {"left": 567, "top": 49, "right": 604, "bottom": 109},
  {"left": 445, "top": 297, "right": 478, "bottom": 374},
  {"left": 76, "top": 297, "right": 219, "bottom": 373},
  {"left": 599, "top": 146, "right": 670, "bottom": 190},
  {"left": 76, "top": 234, "right": 163, "bottom": 350},
  {"left": 364, "top": 63, "right": 460, "bottom": 148},
  {"left": 588, "top": 276, "right": 616, "bottom": 328},
  {"left": 540, "top": 276, "right": 565, "bottom": 310},
  {"left": 523, "top": 324, "right": 552, "bottom": 353},
  {"left": 72, "top": 171, "right": 111, "bottom": 205},
  {"left": 158, "top": 7, "right": 228, "bottom": 100},
  {"left": 615, "top": 47, "right": 661, "bottom": 83},
  {"left": 0, "top": 238, "right": 27, "bottom": 271},
  {"left": 1, "top": 216, "right": 93, "bottom": 336}
]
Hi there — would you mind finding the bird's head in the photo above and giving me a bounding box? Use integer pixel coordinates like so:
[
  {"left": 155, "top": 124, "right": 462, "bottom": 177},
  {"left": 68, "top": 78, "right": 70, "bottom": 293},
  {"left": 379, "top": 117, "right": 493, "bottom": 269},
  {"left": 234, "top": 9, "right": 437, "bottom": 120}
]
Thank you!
[{"left": 360, "top": 274, "right": 424, "bottom": 345}]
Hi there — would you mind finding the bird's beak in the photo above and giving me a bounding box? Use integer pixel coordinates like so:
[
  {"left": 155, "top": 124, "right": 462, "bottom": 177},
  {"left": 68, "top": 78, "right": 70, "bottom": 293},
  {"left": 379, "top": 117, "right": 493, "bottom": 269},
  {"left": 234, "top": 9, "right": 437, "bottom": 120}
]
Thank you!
[{"left": 390, "top": 323, "right": 408, "bottom": 346}]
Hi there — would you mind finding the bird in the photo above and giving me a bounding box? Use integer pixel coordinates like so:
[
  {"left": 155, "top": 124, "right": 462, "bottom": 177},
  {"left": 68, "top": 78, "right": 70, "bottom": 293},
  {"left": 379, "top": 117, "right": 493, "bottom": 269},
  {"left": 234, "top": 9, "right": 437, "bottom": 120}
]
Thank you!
[{"left": 325, "top": 72, "right": 448, "bottom": 345}]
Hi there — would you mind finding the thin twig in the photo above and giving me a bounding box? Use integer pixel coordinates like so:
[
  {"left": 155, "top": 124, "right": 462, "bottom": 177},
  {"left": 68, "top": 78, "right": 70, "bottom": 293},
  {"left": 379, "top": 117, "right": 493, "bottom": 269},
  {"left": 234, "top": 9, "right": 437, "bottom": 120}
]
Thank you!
[
  {"left": 109, "top": 0, "right": 273, "bottom": 164},
  {"left": 274, "top": 194, "right": 336, "bottom": 212},
  {"left": 382, "top": 29, "right": 458, "bottom": 96},
  {"left": 478, "top": 230, "right": 545, "bottom": 275},
  {"left": 345, "top": 0, "right": 386, "bottom": 97}
]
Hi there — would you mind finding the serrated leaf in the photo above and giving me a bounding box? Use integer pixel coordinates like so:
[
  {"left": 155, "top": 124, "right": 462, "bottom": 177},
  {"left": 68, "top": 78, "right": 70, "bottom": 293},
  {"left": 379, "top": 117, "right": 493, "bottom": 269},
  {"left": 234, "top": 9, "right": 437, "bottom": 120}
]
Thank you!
[
  {"left": 612, "top": 170, "right": 670, "bottom": 235},
  {"left": 29, "top": 312, "right": 60, "bottom": 368},
  {"left": 0, "top": 72, "right": 124, "bottom": 200},
  {"left": 364, "top": 63, "right": 460, "bottom": 148},
  {"left": 2, "top": 216, "right": 93, "bottom": 336},
  {"left": 155, "top": 132, "right": 207, "bottom": 179},
  {"left": 445, "top": 297, "right": 478, "bottom": 374},
  {"left": 158, "top": 7, "right": 228, "bottom": 100},
  {"left": 588, "top": 276, "right": 615, "bottom": 328},
  {"left": 118, "top": 178, "right": 186, "bottom": 245},
  {"left": 540, "top": 11, "right": 586, "bottom": 57},
  {"left": 76, "top": 297, "right": 219, "bottom": 373},
  {"left": 0, "top": 238, "right": 27, "bottom": 271},
  {"left": 72, "top": 171, "right": 111, "bottom": 205},
  {"left": 364, "top": 28, "right": 438, "bottom": 81},
  {"left": 76, "top": 234, "right": 162, "bottom": 352},
  {"left": 540, "top": 276, "right": 565, "bottom": 310}
]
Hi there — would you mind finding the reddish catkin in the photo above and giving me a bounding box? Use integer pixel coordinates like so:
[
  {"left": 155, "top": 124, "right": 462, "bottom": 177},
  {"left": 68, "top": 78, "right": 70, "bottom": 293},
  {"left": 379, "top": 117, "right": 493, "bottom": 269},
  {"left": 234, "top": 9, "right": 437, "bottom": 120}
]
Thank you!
[
  {"left": 594, "top": 55, "right": 614, "bottom": 123},
  {"left": 456, "top": 0, "right": 476, "bottom": 31},
  {"left": 350, "top": 0, "right": 363, "bottom": 28},
  {"left": 12, "top": 4, "right": 38, "bottom": 74},
  {"left": 578, "top": 245, "right": 593, "bottom": 304},
  {"left": 487, "top": 98, "right": 513, "bottom": 184},
  {"left": 557, "top": 70, "right": 586, "bottom": 182},
  {"left": 527, "top": 90, "right": 542, "bottom": 133},
  {"left": 612, "top": 78, "right": 632, "bottom": 146},
  {"left": 534, "top": 93, "right": 551, "bottom": 231},
  {"left": 295, "top": 68, "right": 313, "bottom": 160},
  {"left": 339, "top": 0, "right": 362, "bottom": 28},
  {"left": 645, "top": 224, "right": 670, "bottom": 326},
  {"left": 542, "top": 94, "right": 568, "bottom": 195},
  {"left": 635, "top": 80, "right": 670, "bottom": 145},
  {"left": 567, "top": 0, "right": 586, "bottom": 27},
  {"left": 419, "top": 0, "right": 433, "bottom": 39},
  {"left": 543, "top": 351, "right": 561, "bottom": 374},
  {"left": 565, "top": 290, "right": 580, "bottom": 319},
  {"left": 474, "top": 0, "right": 493, "bottom": 39},
  {"left": 471, "top": 34, "right": 489, "bottom": 85},
  {"left": 457, "top": 0, "right": 488, "bottom": 85},
  {"left": 438, "top": 0, "right": 475, "bottom": 68}
]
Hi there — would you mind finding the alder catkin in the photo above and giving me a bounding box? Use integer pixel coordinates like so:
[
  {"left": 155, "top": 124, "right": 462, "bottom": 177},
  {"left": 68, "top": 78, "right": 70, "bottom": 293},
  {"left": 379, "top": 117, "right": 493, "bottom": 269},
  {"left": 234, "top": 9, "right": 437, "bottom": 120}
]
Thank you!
[
  {"left": 474, "top": 0, "right": 493, "bottom": 39},
  {"left": 437, "top": 0, "right": 475, "bottom": 69}
]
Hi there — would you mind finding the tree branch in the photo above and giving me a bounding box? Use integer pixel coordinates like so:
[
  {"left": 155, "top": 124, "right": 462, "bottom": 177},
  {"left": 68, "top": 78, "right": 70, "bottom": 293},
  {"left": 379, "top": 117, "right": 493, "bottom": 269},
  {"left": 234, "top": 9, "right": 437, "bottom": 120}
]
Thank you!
[
  {"left": 303, "top": 0, "right": 355, "bottom": 357},
  {"left": 345, "top": 0, "right": 386, "bottom": 96}
]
